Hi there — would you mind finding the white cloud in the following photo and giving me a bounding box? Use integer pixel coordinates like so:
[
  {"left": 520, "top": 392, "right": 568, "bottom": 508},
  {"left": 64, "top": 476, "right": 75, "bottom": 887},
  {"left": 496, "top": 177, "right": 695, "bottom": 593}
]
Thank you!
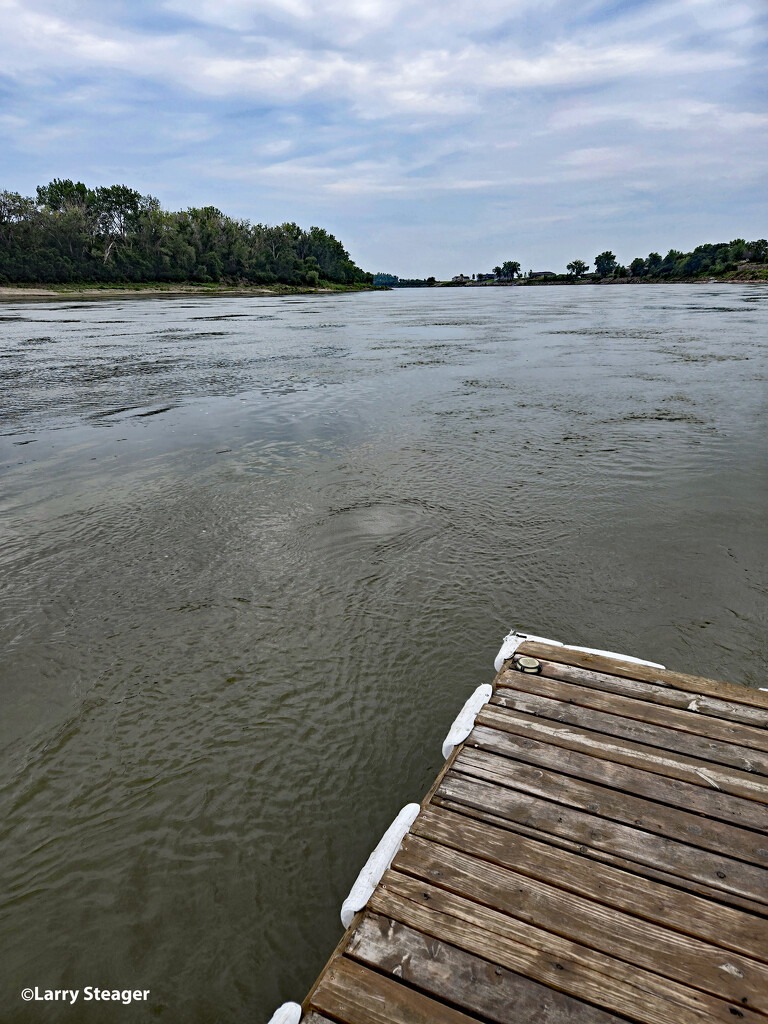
[
  {"left": 1, "top": 0, "right": 766, "bottom": 275},
  {"left": 548, "top": 100, "right": 768, "bottom": 134},
  {"left": 0, "top": 0, "right": 753, "bottom": 116}
]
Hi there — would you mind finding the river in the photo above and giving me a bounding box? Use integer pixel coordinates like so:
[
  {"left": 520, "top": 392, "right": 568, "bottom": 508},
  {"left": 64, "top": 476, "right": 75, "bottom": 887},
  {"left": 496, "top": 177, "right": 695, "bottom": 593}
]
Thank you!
[{"left": 0, "top": 284, "right": 766, "bottom": 1021}]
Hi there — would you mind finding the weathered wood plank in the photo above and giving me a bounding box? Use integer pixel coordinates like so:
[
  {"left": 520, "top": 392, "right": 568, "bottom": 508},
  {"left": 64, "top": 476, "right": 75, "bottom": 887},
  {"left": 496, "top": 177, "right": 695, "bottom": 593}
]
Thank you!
[
  {"left": 492, "top": 687, "right": 768, "bottom": 775},
  {"left": 437, "top": 771, "right": 768, "bottom": 905},
  {"left": 477, "top": 704, "right": 768, "bottom": 803},
  {"left": 500, "top": 667, "right": 768, "bottom": 753},
  {"left": 434, "top": 792, "right": 768, "bottom": 915},
  {"left": 309, "top": 955, "right": 480, "bottom": 1024},
  {"left": 412, "top": 803, "right": 768, "bottom": 961},
  {"left": 393, "top": 833, "right": 768, "bottom": 1010},
  {"left": 525, "top": 659, "right": 768, "bottom": 734},
  {"left": 515, "top": 642, "right": 768, "bottom": 710},
  {"left": 304, "top": 646, "right": 768, "bottom": 1024},
  {"left": 468, "top": 722, "right": 766, "bottom": 832},
  {"left": 456, "top": 744, "right": 768, "bottom": 867},
  {"left": 348, "top": 913, "right": 629, "bottom": 1024},
  {"left": 372, "top": 872, "right": 764, "bottom": 1024}
]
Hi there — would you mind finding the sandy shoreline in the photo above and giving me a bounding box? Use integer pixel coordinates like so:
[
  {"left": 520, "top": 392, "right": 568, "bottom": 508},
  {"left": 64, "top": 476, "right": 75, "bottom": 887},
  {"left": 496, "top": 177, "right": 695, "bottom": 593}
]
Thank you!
[
  {"left": 0, "top": 284, "right": 376, "bottom": 301},
  {"left": 1, "top": 278, "right": 764, "bottom": 301}
]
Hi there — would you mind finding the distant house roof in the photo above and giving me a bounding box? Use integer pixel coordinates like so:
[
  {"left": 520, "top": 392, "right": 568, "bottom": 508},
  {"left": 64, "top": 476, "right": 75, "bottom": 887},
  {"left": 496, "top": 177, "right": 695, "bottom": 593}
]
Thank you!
[{"left": 529, "top": 271, "right": 556, "bottom": 278}]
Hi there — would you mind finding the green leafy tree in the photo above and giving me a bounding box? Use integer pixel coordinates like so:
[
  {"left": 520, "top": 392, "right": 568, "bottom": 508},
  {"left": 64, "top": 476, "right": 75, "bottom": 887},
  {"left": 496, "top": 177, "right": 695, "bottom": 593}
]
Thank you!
[
  {"left": 500, "top": 260, "right": 520, "bottom": 279},
  {"left": 0, "top": 191, "right": 35, "bottom": 246},
  {"left": 748, "top": 239, "right": 767, "bottom": 263},
  {"left": 630, "top": 258, "right": 646, "bottom": 277},
  {"left": 303, "top": 255, "right": 320, "bottom": 285},
  {"left": 36, "top": 178, "right": 94, "bottom": 212},
  {"left": 0, "top": 179, "right": 371, "bottom": 286},
  {"left": 594, "top": 251, "right": 617, "bottom": 277},
  {"left": 566, "top": 259, "right": 588, "bottom": 278},
  {"left": 729, "top": 238, "right": 748, "bottom": 262},
  {"left": 660, "top": 250, "right": 684, "bottom": 276},
  {"left": 492, "top": 265, "right": 502, "bottom": 279}
]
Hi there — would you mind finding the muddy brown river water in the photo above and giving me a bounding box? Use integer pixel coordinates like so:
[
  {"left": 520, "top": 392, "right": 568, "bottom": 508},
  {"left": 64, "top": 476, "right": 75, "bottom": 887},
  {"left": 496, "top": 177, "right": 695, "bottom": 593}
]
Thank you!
[{"left": 0, "top": 284, "right": 766, "bottom": 1021}]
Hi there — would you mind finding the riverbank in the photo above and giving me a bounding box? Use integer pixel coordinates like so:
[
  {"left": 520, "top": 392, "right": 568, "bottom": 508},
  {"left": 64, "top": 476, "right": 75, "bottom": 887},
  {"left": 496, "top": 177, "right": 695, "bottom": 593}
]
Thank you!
[
  {"left": 445, "top": 266, "right": 768, "bottom": 287},
  {"left": 0, "top": 281, "right": 379, "bottom": 301}
]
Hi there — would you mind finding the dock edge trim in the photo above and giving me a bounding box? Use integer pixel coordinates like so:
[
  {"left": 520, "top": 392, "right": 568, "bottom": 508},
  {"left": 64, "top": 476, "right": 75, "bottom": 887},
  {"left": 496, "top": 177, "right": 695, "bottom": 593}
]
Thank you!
[
  {"left": 494, "top": 628, "right": 665, "bottom": 673},
  {"left": 340, "top": 802, "right": 421, "bottom": 929},
  {"left": 266, "top": 1002, "right": 301, "bottom": 1024},
  {"left": 441, "top": 683, "right": 493, "bottom": 759}
]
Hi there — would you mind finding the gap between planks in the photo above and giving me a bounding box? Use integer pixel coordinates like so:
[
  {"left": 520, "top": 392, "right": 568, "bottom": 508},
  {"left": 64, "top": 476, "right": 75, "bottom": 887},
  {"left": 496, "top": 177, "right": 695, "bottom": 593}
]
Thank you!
[
  {"left": 465, "top": 721, "right": 766, "bottom": 832},
  {"left": 514, "top": 642, "right": 768, "bottom": 712},
  {"left": 476, "top": 703, "right": 768, "bottom": 804},
  {"left": 491, "top": 686, "right": 768, "bottom": 776},
  {"left": 499, "top": 663, "right": 768, "bottom": 761},
  {"left": 454, "top": 742, "right": 768, "bottom": 867},
  {"left": 437, "top": 768, "right": 768, "bottom": 908},
  {"left": 369, "top": 875, "right": 766, "bottom": 1024},
  {"left": 389, "top": 831, "right": 768, "bottom": 1011},
  {"left": 411, "top": 802, "right": 768, "bottom": 960},
  {"left": 507, "top": 660, "right": 768, "bottom": 744}
]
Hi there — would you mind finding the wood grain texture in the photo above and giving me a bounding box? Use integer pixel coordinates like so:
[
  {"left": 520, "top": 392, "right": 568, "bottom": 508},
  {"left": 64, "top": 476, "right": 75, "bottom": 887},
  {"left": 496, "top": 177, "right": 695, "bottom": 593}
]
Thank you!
[
  {"left": 371, "top": 872, "right": 764, "bottom": 1024},
  {"left": 514, "top": 642, "right": 768, "bottom": 711},
  {"left": 476, "top": 704, "right": 768, "bottom": 803},
  {"left": 434, "top": 792, "right": 768, "bottom": 916},
  {"left": 467, "top": 721, "right": 767, "bottom": 831},
  {"left": 348, "top": 912, "right": 629, "bottom": 1024},
  {"left": 500, "top": 668, "right": 768, "bottom": 752},
  {"left": 455, "top": 743, "right": 768, "bottom": 867},
  {"left": 523, "top": 660, "right": 768, "bottom": 736},
  {"left": 492, "top": 687, "right": 768, "bottom": 775},
  {"left": 310, "top": 955, "right": 480, "bottom": 1024},
  {"left": 303, "top": 646, "right": 768, "bottom": 1024},
  {"left": 437, "top": 770, "right": 768, "bottom": 905},
  {"left": 411, "top": 803, "right": 768, "bottom": 961},
  {"left": 392, "top": 833, "right": 768, "bottom": 1010}
]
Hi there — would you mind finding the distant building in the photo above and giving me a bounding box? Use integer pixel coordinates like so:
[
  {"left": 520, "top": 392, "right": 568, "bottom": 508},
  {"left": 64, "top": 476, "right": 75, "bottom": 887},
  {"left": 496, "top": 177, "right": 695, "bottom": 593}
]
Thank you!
[
  {"left": 476, "top": 273, "right": 495, "bottom": 282},
  {"left": 452, "top": 274, "right": 471, "bottom": 283},
  {"left": 529, "top": 271, "right": 557, "bottom": 279}
]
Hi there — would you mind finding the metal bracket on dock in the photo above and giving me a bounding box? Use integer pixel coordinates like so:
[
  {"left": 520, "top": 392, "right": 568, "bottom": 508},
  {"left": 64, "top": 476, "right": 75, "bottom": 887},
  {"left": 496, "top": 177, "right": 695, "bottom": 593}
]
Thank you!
[
  {"left": 266, "top": 1002, "right": 302, "bottom": 1024},
  {"left": 340, "top": 803, "right": 421, "bottom": 929},
  {"left": 441, "top": 683, "right": 493, "bottom": 759},
  {"left": 494, "top": 630, "right": 563, "bottom": 672},
  {"left": 494, "top": 628, "right": 665, "bottom": 673}
]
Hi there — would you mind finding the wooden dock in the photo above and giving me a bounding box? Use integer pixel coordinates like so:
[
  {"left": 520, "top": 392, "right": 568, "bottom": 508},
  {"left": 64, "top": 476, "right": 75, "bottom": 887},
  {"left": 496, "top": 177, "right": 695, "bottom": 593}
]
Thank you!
[{"left": 299, "top": 639, "right": 768, "bottom": 1024}]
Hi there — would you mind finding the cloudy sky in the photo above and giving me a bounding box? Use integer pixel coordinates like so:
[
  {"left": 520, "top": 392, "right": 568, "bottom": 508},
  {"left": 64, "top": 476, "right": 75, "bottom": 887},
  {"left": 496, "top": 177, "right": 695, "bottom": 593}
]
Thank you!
[{"left": 1, "top": 0, "right": 766, "bottom": 277}]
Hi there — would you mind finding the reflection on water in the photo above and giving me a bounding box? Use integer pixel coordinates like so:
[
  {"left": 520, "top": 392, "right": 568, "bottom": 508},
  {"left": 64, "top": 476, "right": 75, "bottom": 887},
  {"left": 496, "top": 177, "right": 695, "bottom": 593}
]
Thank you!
[{"left": 0, "top": 285, "right": 766, "bottom": 1021}]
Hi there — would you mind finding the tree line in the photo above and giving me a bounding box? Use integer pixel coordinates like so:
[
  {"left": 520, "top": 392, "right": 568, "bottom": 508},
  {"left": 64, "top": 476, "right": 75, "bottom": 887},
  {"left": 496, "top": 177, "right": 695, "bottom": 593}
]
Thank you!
[
  {"left": 479, "top": 240, "right": 767, "bottom": 283},
  {"left": 0, "top": 179, "right": 372, "bottom": 287},
  {"left": 582, "top": 239, "right": 767, "bottom": 279},
  {"left": 378, "top": 237, "right": 767, "bottom": 288},
  {"left": 490, "top": 240, "right": 766, "bottom": 281}
]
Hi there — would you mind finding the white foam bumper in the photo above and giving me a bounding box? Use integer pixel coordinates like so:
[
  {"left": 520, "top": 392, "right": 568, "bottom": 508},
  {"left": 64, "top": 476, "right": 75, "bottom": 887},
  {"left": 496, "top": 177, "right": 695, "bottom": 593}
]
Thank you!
[
  {"left": 441, "top": 684, "right": 493, "bottom": 759},
  {"left": 494, "top": 629, "right": 665, "bottom": 672},
  {"left": 266, "top": 1003, "right": 302, "bottom": 1024},
  {"left": 340, "top": 803, "right": 420, "bottom": 929}
]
